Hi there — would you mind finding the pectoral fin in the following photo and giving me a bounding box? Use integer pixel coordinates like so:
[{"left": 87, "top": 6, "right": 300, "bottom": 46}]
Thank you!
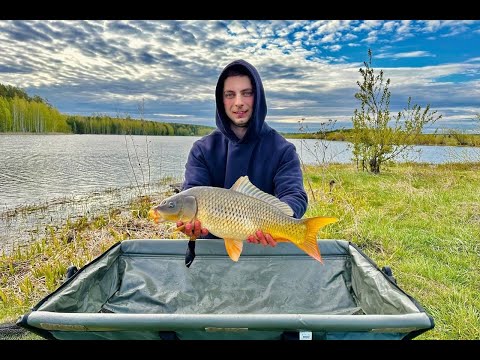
[{"left": 224, "top": 238, "right": 243, "bottom": 262}]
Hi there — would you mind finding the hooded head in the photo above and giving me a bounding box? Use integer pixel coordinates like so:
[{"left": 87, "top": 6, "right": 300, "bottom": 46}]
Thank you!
[{"left": 215, "top": 59, "right": 267, "bottom": 143}]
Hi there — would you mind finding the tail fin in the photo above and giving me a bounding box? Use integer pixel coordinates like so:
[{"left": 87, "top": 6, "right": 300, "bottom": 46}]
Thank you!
[{"left": 295, "top": 217, "right": 338, "bottom": 263}]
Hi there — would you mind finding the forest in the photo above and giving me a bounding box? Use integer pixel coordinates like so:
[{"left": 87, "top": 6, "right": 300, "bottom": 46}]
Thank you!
[{"left": 0, "top": 83, "right": 213, "bottom": 136}]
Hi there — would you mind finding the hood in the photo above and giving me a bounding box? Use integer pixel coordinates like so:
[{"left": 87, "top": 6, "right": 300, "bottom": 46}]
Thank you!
[{"left": 215, "top": 59, "right": 267, "bottom": 143}]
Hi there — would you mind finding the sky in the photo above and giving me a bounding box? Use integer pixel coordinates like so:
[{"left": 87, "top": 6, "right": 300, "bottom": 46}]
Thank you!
[{"left": 1, "top": 20, "right": 480, "bottom": 133}]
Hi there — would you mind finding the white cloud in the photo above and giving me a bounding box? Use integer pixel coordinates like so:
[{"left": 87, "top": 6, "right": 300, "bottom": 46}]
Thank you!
[
  {"left": 324, "top": 44, "right": 342, "bottom": 52},
  {"left": 355, "top": 20, "right": 383, "bottom": 32},
  {"left": 382, "top": 21, "right": 398, "bottom": 32},
  {"left": 377, "top": 51, "right": 435, "bottom": 59},
  {"left": 363, "top": 30, "right": 379, "bottom": 43},
  {"left": 343, "top": 33, "right": 357, "bottom": 41},
  {"left": 421, "top": 20, "right": 443, "bottom": 32},
  {"left": 153, "top": 113, "right": 189, "bottom": 117}
]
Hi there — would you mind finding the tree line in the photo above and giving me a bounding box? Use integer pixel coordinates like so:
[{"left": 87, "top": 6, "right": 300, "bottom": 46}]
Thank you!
[
  {"left": 286, "top": 127, "right": 480, "bottom": 147},
  {"left": 0, "top": 85, "right": 214, "bottom": 136},
  {"left": 65, "top": 115, "right": 213, "bottom": 136}
]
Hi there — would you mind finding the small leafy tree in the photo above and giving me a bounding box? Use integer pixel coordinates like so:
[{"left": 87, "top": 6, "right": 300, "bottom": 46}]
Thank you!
[{"left": 352, "top": 49, "right": 442, "bottom": 173}]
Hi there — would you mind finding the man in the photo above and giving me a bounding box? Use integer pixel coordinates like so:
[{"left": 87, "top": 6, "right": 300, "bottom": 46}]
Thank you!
[{"left": 178, "top": 59, "right": 307, "bottom": 248}]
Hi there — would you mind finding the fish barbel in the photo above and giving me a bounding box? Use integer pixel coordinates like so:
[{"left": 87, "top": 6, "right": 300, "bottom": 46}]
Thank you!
[{"left": 148, "top": 176, "right": 338, "bottom": 263}]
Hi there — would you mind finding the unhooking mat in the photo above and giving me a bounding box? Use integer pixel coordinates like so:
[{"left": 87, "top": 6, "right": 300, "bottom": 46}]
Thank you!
[{"left": 17, "top": 239, "right": 434, "bottom": 340}]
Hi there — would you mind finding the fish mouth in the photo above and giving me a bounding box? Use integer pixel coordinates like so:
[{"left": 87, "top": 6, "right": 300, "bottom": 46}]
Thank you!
[{"left": 148, "top": 208, "right": 163, "bottom": 224}]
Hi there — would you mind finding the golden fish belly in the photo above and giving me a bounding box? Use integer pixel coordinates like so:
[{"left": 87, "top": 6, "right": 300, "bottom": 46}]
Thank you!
[{"left": 190, "top": 187, "right": 305, "bottom": 243}]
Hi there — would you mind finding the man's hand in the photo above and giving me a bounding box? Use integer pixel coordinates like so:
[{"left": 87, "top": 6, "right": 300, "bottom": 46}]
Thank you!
[
  {"left": 176, "top": 220, "right": 209, "bottom": 239},
  {"left": 247, "top": 230, "right": 277, "bottom": 247}
]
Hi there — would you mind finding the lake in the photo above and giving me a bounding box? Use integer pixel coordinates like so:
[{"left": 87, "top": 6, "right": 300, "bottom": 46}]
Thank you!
[
  {"left": 2, "top": 134, "right": 479, "bottom": 210},
  {"left": 1, "top": 134, "right": 478, "bottom": 252}
]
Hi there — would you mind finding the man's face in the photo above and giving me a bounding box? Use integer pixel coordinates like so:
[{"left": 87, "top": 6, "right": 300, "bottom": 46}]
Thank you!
[{"left": 223, "top": 75, "right": 254, "bottom": 127}]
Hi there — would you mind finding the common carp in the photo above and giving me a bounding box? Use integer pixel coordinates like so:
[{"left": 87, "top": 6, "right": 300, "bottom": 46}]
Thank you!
[{"left": 148, "top": 176, "right": 338, "bottom": 263}]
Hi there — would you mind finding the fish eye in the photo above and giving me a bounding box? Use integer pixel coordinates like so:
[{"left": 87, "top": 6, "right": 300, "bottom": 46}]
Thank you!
[{"left": 168, "top": 201, "right": 175, "bottom": 208}]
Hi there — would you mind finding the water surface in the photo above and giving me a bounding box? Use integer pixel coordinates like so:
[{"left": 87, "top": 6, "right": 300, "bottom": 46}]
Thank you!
[{"left": 1, "top": 134, "right": 478, "bottom": 253}]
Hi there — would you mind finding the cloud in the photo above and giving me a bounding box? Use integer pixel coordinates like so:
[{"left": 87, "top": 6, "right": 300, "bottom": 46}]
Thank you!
[
  {"left": 324, "top": 45, "right": 342, "bottom": 52},
  {"left": 153, "top": 113, "right": 189, "bottom": 117},
  {"left": 0, "top": 64, "right": 32, "bottom": 74},
  {"left": 0, "top": 20, "right": 479, "bottom": 131},
  {"left": 377, "top": 51, "right": 435, "bottom": 59},
  {"left": 2, "top": 20, "right": 54, "bottom": 43}
]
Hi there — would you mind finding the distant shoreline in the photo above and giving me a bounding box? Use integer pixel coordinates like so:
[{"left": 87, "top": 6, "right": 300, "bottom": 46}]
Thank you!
[{"left": 1, "top": 131, "right": 480, "bottom": 147}]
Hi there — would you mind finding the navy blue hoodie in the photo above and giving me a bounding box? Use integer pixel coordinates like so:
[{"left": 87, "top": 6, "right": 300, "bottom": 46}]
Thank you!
[{"left": 183, "top": 59, "right": 308, "bottom": 219}]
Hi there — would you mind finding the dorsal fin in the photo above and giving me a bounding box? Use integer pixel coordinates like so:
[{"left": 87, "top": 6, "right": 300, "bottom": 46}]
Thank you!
[{"left": 230, "top": 176, "right": 294, "bottom": 216}]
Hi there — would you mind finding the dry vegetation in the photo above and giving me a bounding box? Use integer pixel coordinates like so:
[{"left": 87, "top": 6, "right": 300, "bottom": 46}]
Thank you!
[{"left": 0, "top": 191, "right": 187, "bottom": 324}]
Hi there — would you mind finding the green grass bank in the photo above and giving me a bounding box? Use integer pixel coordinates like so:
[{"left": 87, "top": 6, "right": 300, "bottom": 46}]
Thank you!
[{"left": 1, "top": 162, "right": 479, "bottom": 339}]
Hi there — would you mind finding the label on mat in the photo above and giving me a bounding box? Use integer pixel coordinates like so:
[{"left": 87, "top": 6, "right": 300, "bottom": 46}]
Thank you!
[{"left": 299, "top": 331, "right": 312, "bottom": 340}]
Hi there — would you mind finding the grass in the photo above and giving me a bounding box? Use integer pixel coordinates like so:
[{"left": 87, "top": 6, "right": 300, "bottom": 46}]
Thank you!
[
  {"left": 302, "top": 162, "right": 480, "bottom": 340},
  {"left": 1, "top": 162, "right": 479, "bottom": 339}
]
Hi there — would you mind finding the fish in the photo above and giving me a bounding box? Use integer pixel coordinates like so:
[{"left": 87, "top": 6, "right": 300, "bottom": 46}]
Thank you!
[{"left": 148, "top": 176, "right": 338, "bottom": 263}]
